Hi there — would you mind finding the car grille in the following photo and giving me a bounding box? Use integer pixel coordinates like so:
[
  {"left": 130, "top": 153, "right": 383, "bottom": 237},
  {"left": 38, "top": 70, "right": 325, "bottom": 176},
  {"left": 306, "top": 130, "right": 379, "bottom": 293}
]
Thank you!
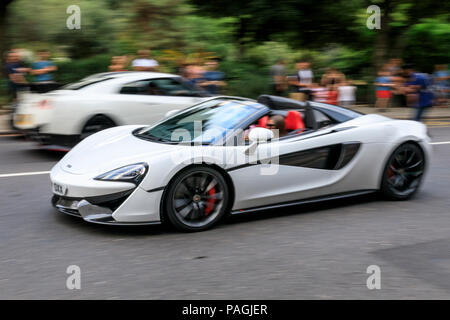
[{"left": 52, "top": 189, "right": 134, "bottom": 216}]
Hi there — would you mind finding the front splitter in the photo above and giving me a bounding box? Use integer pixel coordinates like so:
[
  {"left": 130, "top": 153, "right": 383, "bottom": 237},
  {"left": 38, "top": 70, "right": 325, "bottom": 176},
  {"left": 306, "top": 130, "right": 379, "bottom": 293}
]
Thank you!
[{"left": 53, "top": 196, "right": 160, "bottom": 226}]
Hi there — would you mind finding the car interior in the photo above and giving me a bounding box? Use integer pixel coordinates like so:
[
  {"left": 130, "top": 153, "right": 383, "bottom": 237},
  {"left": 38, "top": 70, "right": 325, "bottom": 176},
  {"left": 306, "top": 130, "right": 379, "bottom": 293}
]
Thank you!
[
  {"left": 119, "top": 78, "right": 208, "bottom": 97},
  {"left": 242, "top": 95, "right": 335, "bottom": 141}
]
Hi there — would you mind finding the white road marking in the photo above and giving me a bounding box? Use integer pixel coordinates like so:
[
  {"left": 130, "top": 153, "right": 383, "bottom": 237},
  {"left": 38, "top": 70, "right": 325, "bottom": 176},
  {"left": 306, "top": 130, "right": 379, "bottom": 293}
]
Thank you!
[
  {"left": 431, "top": 141, "right": 450, "bottom": 145},
  {"left": 0, "top": 171, "right": 50, "bottom": 178}
]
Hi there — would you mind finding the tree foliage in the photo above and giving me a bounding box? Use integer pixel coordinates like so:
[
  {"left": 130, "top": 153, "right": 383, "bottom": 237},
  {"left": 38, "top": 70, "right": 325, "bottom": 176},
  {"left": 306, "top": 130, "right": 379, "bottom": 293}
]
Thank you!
[{"left": 1, "top": 0, "right": 449, "bottom": 98}]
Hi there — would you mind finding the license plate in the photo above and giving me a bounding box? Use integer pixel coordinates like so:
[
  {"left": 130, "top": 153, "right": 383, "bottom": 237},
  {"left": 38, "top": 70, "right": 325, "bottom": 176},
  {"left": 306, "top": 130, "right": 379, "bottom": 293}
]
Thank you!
[
  {"left": 53, "top": 183, "right": 68, "bottom": 196},
  {"left": 14, "top": 114, "right": 33, "bottom": 126}
]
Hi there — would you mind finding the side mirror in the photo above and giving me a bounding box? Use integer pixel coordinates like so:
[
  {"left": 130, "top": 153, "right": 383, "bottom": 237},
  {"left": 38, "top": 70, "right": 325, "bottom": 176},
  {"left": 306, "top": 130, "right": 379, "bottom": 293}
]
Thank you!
[
  {"left": 245, "top": 127, "right": 274, "bottom": 155},
  {"left": 248, "top": 127, "right": 274, "bottom": 143},
  {"left": 164, "top": 109, "right": 180, "bottom": 118}
]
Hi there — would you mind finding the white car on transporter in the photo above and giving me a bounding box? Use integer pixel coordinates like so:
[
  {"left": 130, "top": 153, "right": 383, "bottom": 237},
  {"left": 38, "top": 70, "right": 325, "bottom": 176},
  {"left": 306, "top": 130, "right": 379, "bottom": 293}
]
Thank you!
[{"left": 13, "top": 71, "right": 211, "bottom": 150}]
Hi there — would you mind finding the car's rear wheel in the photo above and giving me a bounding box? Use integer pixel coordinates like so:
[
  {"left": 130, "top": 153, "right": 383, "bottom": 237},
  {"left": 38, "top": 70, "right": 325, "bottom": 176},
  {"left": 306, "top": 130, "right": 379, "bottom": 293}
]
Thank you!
[
  {"left": 164, "top": 166, "right": 230, "bottom": 232},
  {"left": 81, "top": 115, "right": 116, "bottom": 140},
  {"left": 380, "top": 142, "right": 425, "bottom": 200}
]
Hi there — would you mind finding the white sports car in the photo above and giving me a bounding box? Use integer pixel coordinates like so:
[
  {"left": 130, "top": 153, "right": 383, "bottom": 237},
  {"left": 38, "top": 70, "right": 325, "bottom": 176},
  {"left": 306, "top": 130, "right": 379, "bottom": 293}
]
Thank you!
[
  {"left": 14, "top": 71, "right": 210, "bottom": 150},
  {"left": 50, "top": 95, "right": 431, "bottom": 231}
]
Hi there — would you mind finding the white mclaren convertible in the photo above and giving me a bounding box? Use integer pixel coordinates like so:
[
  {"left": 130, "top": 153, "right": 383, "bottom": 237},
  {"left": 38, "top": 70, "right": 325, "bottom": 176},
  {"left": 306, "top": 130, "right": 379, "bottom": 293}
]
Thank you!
[{"left": 50, "top": 95, "right": 431, "bottom": 231}]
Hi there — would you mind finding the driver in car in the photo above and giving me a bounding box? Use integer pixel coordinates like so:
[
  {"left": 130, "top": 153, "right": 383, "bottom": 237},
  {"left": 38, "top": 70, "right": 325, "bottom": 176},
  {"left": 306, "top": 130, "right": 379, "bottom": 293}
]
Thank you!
[
  {"left": 266, "top": 115, "right": 286, "bottom": 138},
  {"left": 244, "top": 115, "right": 287, "bottom": 141}
]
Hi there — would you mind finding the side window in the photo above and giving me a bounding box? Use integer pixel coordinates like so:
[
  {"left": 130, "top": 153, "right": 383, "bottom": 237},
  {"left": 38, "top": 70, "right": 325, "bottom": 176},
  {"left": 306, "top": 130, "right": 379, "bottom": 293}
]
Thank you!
[
  {"left": 119, "top": 78, "right": 197, "bottom": 96},
  {"left": 313, "top": 109, "right": 334, "bottom": 128},
  {"left": 149, "top": 78, "right": 196, "bottom": 96},
  {"left": 119, "top": 80, "right": 152, "bottom": 95}
]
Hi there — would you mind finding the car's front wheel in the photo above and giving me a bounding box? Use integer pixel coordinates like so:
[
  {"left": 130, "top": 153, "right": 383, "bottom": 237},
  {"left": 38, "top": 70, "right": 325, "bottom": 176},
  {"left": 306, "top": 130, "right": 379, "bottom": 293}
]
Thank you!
[
  {"left": 164, "top": 166, "right": 230, "bottom": 232},
  {"left": 380, "top": 142, "right": 425, "bottom": 200}
]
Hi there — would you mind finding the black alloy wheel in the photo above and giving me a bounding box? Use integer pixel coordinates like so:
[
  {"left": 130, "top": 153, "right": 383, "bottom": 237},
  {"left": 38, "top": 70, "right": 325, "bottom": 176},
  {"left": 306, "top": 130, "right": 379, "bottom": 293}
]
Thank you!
[
  {"left": 165, "top": 166, "right": 229, "bottom": 232},
  {"left": 380, "top": 142, "right": 425, "bottom": 200}
]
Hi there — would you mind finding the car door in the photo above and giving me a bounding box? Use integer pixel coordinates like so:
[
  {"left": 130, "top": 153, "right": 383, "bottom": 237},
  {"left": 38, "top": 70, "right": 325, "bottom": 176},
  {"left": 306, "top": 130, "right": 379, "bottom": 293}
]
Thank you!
[
  {"left": 228, "top": 125, "right": 363, "bottom": 210},
  {"left": 112, "top": 77, "right": 206, "bottom": 125}
]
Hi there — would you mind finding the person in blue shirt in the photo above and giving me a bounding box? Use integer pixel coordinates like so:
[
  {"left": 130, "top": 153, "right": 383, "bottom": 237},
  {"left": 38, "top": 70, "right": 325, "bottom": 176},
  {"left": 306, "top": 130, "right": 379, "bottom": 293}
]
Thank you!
[
  {"left": 199, "top": 59, "right": 226, "bottom": 94},
  {"left": 3, "top": 50, "right": 29, "bottom": 101},
  {"left": 404, "top": 64, "right": 434, "bottom": 122},
  {"left": 30, "top": 50, "right": 57, "bottom": 93}
]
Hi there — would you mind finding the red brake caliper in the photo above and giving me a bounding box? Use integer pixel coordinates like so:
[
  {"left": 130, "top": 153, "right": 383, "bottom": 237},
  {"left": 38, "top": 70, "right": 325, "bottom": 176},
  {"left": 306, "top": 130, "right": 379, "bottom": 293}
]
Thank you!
[
  {"left": 204, "top": 187, "right": 216, "bottom": 216},
  {"left": 388, "top": 165, "right": 395, "bottom": 179}
]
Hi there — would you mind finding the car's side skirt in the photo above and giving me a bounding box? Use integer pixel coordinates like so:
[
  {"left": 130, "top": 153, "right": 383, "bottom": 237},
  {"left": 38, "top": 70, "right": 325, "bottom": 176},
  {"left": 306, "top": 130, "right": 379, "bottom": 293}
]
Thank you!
[{"left": 231, "top": 189, "right": 377, "bottom": 215}]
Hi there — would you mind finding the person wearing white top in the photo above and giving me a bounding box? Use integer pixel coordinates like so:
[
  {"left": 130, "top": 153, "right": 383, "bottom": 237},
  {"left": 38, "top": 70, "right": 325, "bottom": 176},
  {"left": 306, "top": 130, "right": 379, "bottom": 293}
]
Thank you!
[
  {"left": 296, "top": 62, "right": 314, "bottom": 86},
  {"left": 337, "top": 81, "right": 357, "bottom": 108},
  {"left": 293, "top": 62, "right": 314, "bottom": 101},
  {"left": 132, "top": 50, "right": 159, "bottom": 72}
]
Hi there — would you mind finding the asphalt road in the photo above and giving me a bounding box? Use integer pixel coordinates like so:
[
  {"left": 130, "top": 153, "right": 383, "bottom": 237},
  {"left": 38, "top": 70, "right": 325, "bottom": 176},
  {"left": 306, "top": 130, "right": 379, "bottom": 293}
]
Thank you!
[{"left": 0, "top": 127, "right": 450, "bottom": 299}]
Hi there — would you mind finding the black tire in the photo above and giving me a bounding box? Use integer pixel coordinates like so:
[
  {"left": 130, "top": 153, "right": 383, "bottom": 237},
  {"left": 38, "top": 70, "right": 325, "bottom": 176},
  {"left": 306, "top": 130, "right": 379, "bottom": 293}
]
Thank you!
[
  {"left": 80, "top": 115, "right": 116, "bottom": 140},
  {"left": 380, "top": 142, "right": 425, "bottom": 200},
  {"left": 164, "top": 166, "right": 230, "bottom": 232}
]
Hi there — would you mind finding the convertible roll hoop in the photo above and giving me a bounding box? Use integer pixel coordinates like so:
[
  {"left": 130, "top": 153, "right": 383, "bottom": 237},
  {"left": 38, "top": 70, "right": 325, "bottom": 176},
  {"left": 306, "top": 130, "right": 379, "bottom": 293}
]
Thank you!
[{"left": 257, "top": 95, "right": 309, "bottom": 110}]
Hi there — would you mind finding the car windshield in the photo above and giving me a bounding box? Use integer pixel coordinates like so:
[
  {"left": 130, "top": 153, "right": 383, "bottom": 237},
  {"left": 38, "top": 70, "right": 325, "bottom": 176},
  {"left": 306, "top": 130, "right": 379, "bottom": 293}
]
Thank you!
[
  {"left": 135, "top": 99, "right": 264, "bottom": 144},
  {"left": 62, "top": 76, "right": 113, "bottom": 90}
]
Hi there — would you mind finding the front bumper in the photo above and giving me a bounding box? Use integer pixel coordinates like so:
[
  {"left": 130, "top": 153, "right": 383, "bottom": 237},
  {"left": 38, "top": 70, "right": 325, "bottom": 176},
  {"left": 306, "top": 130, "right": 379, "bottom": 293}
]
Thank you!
[
  {"left": 21, "top": 127, "right": 79, "bottom": 149},
  {"left": 53, "top": 189, "right": 130, "bottom": 224},
  {"left": 52, "top": 189, "right": 162, "bottom": 225},
  {"left": 51, "top": 158, "right": 165, "bottom": 225}
]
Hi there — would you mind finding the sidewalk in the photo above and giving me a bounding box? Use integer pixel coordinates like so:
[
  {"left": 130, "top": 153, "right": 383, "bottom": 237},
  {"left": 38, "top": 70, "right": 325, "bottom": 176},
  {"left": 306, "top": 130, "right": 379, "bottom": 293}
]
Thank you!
[
  {"left": 1, "top": 105, "right": 450, "bottom": 135},
  {"left": 0, "top": 111, "right": 14, "bottom": 135},
  {"left": 349, "top": 105, "right": 450, "bottom": 120}
]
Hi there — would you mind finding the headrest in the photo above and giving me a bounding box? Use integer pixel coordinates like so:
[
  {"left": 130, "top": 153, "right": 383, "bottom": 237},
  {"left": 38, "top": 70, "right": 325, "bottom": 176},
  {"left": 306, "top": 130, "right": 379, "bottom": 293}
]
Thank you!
[
  {"left": 258, "top": 116, "right": 269, "bottom": 128},
  {"left": 284, "top": 110, "right": 305, "bottom": 131}
]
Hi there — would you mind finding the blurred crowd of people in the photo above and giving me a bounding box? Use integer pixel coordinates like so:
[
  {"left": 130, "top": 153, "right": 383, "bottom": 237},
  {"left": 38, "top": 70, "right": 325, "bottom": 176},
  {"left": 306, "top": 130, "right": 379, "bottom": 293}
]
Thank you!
[
  {"left": 3, "top": 48, "right": 58, "bottom": 102},
  {"left": 270, "top": 60, "right": 357, "bottom": 108},
  {"left": 374, "top": 59, "right": 449, "bottom": 120},
  {"left": 3, "top": 48, "right": 227, "bottom": 105},
  {"left": 108, "top": 50, "right": 159, "bottom": 72},
  {"left": 270, "top": 58, "right": 449, "bottom": 121},
  {"left": 108, "top": 49, "right": 226, "bottom": 95},
  {"left": 3, "top": 47, "right": 449, "bottom": 122}
]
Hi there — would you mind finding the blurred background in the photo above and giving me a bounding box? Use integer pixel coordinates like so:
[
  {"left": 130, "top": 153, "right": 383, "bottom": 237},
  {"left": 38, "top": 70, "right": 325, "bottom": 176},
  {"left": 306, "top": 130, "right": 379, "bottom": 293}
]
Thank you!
[
  {"left": 0, "top": 0, "right": 449, "bottom": 105},
  {"left": 1, "top": 1, "right": 450, "bottom": 300}
]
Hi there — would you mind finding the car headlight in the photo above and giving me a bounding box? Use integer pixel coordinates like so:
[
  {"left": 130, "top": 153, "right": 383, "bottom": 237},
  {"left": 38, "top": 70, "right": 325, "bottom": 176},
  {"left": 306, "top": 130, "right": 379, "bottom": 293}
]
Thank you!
[{"left": 94, "top": 163, "right": 148, "bottom": 185}]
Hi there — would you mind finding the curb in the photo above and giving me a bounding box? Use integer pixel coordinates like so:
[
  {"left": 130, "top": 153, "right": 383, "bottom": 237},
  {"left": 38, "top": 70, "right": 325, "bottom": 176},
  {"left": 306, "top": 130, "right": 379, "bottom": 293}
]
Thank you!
[
  {"left": 0, "top": 132, "right": 23, "bottom": 136},
  {"left": 389, "top": 116, "right": 450, "bottom": 121}
]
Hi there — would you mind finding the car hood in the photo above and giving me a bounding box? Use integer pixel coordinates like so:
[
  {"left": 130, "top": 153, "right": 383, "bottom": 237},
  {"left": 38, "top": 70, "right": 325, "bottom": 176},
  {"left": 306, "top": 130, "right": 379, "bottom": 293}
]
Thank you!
[{"left": 58, "top": 125, "right": 177, "bottom": 175}]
